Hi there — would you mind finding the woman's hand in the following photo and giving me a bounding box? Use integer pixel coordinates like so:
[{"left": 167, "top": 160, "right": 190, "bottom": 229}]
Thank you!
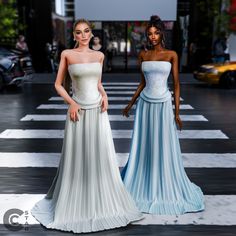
[
  {"left": 175, "top": 115, "right": 183, "bottom": 130},
  {"left": 101, "top": 95, "right": 108, "bottom": 112},
  {"left": 122, "top": 104, "right": 132, "bottom": 117},
  {"left": 69, "top": 102, "right": 81, "bottom": 122}
]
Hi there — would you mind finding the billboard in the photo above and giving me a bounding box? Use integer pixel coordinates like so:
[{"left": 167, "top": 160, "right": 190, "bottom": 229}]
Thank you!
[{"left": 74, "top": 0, "right": 177, "bottom": 21}]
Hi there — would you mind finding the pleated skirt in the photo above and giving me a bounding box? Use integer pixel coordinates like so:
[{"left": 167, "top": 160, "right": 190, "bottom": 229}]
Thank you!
[
  {"left": 121, "top": 97, "right": 205, "bottom": 215},
  {"left": 31, "top": 107, "right": 143, "bottom": 233}
]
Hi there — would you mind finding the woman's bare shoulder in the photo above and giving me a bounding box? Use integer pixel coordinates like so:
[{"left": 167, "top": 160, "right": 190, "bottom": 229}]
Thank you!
[
  {"left": 138, "top": 49, "right": 149, "bottom": 60},
  {"left": 164, "top": 49, "right": 178, "bottom": 57},
  {"left": 91, "top": 50, "right": 104, "bottom": 62},
  {"left": 60, "top": 49, "right": 72, "bottom": 58},
  {"left": 140, "top": 49, "right": 149, "bottom": 56},
  {"left": 92, "top": 50, "right": 104, "bottom": 57}
]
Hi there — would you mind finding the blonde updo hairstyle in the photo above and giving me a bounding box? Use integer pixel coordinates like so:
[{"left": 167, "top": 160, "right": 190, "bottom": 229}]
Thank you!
[{"left": 72, "top": 18, "right": 93, "bottom": 48}]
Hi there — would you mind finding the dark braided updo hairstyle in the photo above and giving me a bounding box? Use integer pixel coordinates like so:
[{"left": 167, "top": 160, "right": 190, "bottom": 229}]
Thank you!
[{"left": 146, "top": 15, "right": 166, "bottom": 48}]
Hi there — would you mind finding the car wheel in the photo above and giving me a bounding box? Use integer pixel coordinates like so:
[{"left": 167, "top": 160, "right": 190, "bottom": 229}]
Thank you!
[
  {"left": 219, "top": 71, "right": 236, "bottom": 89},
  {"left": 0, "top": 73, "right": 4, "bottom": 91}
]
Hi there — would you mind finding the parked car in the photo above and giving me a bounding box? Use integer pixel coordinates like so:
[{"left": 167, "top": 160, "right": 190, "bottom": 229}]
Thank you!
[
  {"left": 194, "top": 61, "right": 236, "bottom": 88},
  {"left": 0, "top": 47, "right": 34, "bottom": 90}
]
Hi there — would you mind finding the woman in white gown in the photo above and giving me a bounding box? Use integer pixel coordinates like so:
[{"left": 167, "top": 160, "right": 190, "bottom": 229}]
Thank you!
[{"left": 31, "top": 18, "right": 143, "bottom": 233}]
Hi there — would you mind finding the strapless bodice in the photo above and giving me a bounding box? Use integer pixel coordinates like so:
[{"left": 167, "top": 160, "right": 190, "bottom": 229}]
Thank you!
[
  {"left": 140, "top": 61, "right": 172, "bottom": 103},
  {"left": 68, "top": 62, "right": 102, "bottom": 109}
]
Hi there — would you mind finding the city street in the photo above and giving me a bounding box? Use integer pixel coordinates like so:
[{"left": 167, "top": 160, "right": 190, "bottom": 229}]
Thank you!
[{"left": 0, "top": 73, "right": 236, "bottom": 235}]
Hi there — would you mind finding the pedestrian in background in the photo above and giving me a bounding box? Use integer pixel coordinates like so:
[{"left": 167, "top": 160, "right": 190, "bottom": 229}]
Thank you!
[
  {"left": 106, "top": 41, "right": 115, "bottom": 71},
  {"left": 189, "top": 39, "right": 198, "bottom": 71},
  {"left": 16, "top": 35, "right": 28, "bottom": 52},
  {"left": 91, "top": 35, "right": 103, "bottom": 52},
  {"left": 212, "top": 32, "right": 227, "bottom": 63}
]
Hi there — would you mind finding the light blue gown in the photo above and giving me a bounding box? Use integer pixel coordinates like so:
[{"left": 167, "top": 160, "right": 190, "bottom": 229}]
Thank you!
[{"left": 121, "top": 61, "right": 204, "bottom": 215}]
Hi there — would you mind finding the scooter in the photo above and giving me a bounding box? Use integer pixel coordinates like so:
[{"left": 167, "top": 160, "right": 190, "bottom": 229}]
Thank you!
[{"left": 11, "top": 49, "right": 34, "bottom": 75}]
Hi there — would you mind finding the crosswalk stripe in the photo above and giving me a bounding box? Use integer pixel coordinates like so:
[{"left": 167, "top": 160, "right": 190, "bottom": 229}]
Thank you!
[
  {"left": 107, "top": 91, "right": 136, "bottom": 94},
  {"left": 49, "top": 96, "right": 184, "bottom": 101},
  {"left": 0, "top": 194, "right": 235, "bottom": 225},
  {"left": 0, "top": 153, "right": 235, "bottom": 168},
  {"left": 106, "top": 90, "right": 173, "bottom": 94},
  {"left": 133, "top": 195, "right": 236, "bottom": 225},
  {"left": 0, "top": 129, "right": 228, "bottom": 139},
  {"left": 103, "top": 86, "right": 137, "bottom": 89},
  {"left": 103, "top": 82, "right": 139, "bottom": 85},
  {"left": 37, "top": 104, "right": 194, "bottom": 110},
  {"left": 20, "top": 114, "right": 207, "bottom": 122},
  {"left": 111, "top": 130, "right": 228, "bottom": 139}
]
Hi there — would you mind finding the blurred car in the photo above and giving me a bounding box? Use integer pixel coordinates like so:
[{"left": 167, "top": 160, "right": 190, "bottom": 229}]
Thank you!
[
  {"left": 0, "top": 47, "right": 34, "bottom": 90},
  {"left": 193, "top": 61, "right": 236, "bottom": 88}
]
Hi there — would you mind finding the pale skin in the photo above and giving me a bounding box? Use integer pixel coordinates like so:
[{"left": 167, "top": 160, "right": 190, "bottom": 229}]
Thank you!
[
  {"left": 54, "top": 22, "right": 108, "bottom": 122},
  {"left": 92, "top": 37, "right": 102, "bottom": 51},
  {"left": 122, "top": 26, "right": 183, "bottom": 130}
]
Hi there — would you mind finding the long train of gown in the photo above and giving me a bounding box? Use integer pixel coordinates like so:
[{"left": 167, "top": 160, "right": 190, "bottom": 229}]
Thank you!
[
  {"left": 31, "top": 62, "right": 143, "bottom": 233},
  {"left": 121, "top": 61, "right": 205, "bottom": 215}
]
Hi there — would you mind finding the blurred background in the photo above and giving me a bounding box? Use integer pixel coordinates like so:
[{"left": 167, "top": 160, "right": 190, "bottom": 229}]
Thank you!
[{"left": 0, "top": 0, "right": 236, "bottom": 74}]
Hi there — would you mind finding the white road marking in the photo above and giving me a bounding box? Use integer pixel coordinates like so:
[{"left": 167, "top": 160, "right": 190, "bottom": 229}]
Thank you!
[
  {"left": 112, "top": 130, "right": 228, "bottom": 139},
  {"left": 37, "top": 104, "right": 194, "bottom": 110},
  {"left": 49, "top": 96, "right": 184, "bottom": 101},
  {"left": 20, "top": 114, "right": 207, "bottom": 122},
  {"left": 0, "top": 129, "right": 228, "bottom": 139},
  {"left": 103, "top": 86, "right": 137, "bottom": 89},
  {"left": 107, "top": 91, "right": 136, "bottom": 94},
  {"left": 0, "top": 153, "right": 236, "bottom": 168},
  {"left": 102, "top": 82, "right": 139, "bottom": 85},
  {"left": 0, "top": 195, "right": 236, "bottom": 225}
]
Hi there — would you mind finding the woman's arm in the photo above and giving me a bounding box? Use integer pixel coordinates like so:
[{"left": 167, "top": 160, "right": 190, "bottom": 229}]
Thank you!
[
  {"left": 123, "top": 75, "right": 145, "bottom": 115},
  {"left": 54, "top": 50, "right": 80, "bottom": 121},
  {"left": 97, "top": 53, "right": 108, "bottom": 112},
  {"left": 171, "top": 51, "right": 182, "bottom": 130},
  {"left": 122, "top": 51, "right": 146, "bottom": 117}
]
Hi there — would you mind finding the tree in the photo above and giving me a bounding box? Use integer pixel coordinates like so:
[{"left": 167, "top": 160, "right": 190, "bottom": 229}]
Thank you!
[{"left": 0, "top": 0, "right": 24, "bottom": 40}]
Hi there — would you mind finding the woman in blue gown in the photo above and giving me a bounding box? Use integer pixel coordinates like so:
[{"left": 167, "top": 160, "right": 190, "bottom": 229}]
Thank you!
[{"left": 121, "top": 15, "right": 204, "bottom": 215}]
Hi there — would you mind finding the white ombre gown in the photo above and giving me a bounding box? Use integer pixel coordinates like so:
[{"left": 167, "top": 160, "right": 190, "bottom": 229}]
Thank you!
[{"left": 31, "top": 62, "right": 143, "bottom": 233}]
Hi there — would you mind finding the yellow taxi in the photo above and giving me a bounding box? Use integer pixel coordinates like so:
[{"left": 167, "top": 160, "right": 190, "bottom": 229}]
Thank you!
[{"left": 194, "top": 61, "right": 236, "bottom": 88}]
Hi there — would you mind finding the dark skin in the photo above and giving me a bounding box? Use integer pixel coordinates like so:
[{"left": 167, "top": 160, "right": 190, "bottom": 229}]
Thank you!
[{"left": 122, "top": 26, "right": 183, "bottom": 130}]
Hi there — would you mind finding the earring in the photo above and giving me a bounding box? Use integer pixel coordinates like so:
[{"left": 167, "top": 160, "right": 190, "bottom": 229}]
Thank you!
[
  {"left": 161, "top": 39, "right": 165, "bottom": 47},
  {"left": 73, "top": 38, "right": 76, "bottom": 41}
]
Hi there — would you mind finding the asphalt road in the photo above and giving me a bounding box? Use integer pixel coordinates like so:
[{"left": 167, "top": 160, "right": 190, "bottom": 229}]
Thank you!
[{"left": 0, "top": 73, "right": 235, "bottom": 235}]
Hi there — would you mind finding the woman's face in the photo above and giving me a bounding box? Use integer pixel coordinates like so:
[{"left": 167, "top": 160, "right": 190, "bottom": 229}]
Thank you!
[
  {"left": 147, "top": 26, "right": 162, "bottom": 46},
  {"left": 93, "top": 37, "right": 100, "bottom": 45},
  {"left": 73, "top": 23, "right": 92, "bottom": 46}
]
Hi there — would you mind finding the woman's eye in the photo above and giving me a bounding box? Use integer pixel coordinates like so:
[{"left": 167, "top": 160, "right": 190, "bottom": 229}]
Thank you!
[
  {"left": 85, "top": 29, "right": 90, "bottom": 33},
  {"left": 76, "top": 32, "right": 81, "bottom": 35}
]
